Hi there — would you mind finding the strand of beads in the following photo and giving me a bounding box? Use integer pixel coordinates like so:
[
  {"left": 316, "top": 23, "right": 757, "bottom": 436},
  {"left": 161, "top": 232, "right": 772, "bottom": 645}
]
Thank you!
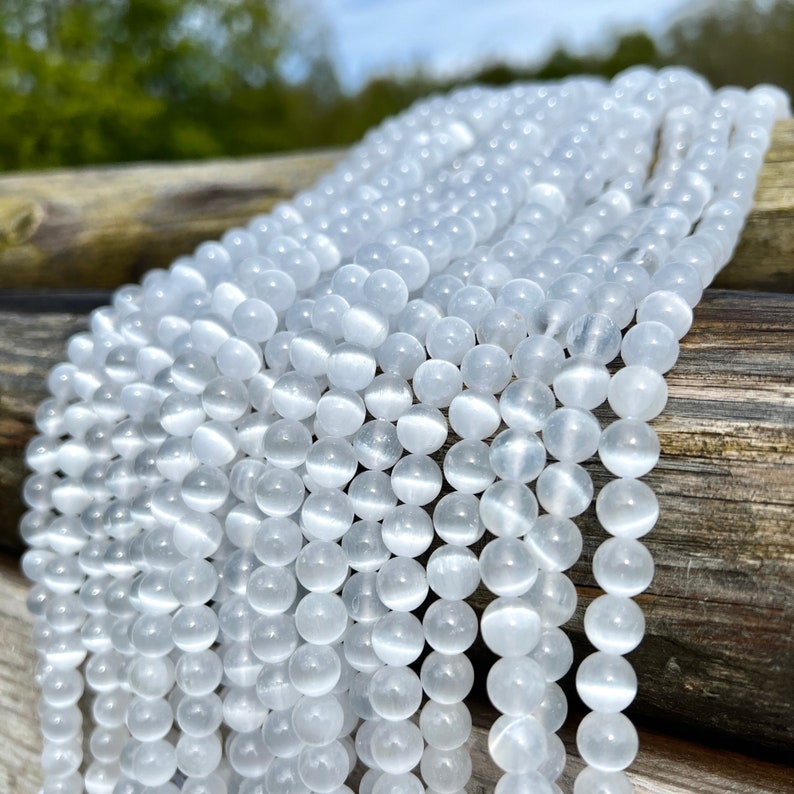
[{"left": 22, "top": 69, "right": 789, "bottom": 794}]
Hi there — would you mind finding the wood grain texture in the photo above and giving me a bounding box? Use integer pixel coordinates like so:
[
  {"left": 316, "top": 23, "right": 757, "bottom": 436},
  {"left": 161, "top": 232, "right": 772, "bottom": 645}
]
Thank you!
[
  {"left": 722, "top": 119, "right": 794, "bottom": 292},
  {"left": 0, "top": 121, "right": 792, "bottom": 292},
  {"left": 2, "top": 554, "right": 791, "bottom": 794},
  {"left": 0, "top": 290, "right": 792, "bottom": 753},
  {"left": 0, "top": 149, "right": 340, "bottom": 289}
]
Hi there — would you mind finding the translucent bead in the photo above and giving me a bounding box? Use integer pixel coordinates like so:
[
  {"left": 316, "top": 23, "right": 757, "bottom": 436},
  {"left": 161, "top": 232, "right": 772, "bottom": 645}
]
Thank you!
[
  {"left": 175, "top": 650, "right": 223, "bottom": 696},
  {"left": 596, "top": 478, "right": 658, "bottom": 538},
  {"left": 342, "top": 303, "right": 390, "bottom": 349},
  {"left": 607, "top": 365, "right": 668, "bottom": 420},
  {"left": 228, "top": 729, "right": 273, "bottom": 778},
  {"left": 295, "top": 592, "right": 348, "bottom": 644},
  {"left": 422, "top": 599, "right": 478, "bottom": 654},
  {"left": 481, "top": 597, "right": 542, "bottom": 656},
  {"left": 420, "top": 652, "right": 474, "bottom": 704},
  {"left": 620, "top": 320, "right": 679, "bottom": 373},
  {"left": 599, "top": 419, "right": 660, "bottom": 478},
  {"left": 250, "top": 613, "right": 299, "bottom": 663},
  {"left": 488, "top": 428, "right": 544, "bottom": 484},
  {"left": 525, "top": 514, "right": 583, "bottom": 572},
  {"left": 294, "top": 541, "right": 347, "bottom": 595},
  {"left": 176, "top": 733, "right": 222, "bottom": 778},
  {"left": 573, "top": 767, "right": 633, "bottom": 794},
  {"left": 223, "top": 683, "right": 269, "bottom": 730},
  {"left": 426, "top": 317, "right": 476, "bottom": 364},
  {"left": 132, "top": 739, "right": 178, "bottom": 786},
  {"left": 342, "top": 572, "right": 388, "bottom": 623},
  {"left": 432, "top": 492, "right": 485, "bottom": 546},
  {"left": 426, "top": 546, "right": 480, "bottom": 600},
  {"left": 262, "top": 419, "right": 311, "bottom": 470},
  {"left": 420, "top": 745, "right": 473, "bottom": 793},
  {"left": 566, "top": 313, "right": 622, "bottom": 363},
  {"left": 488, "top": 714, "right": 547, "bottom": 774},
  {"left": 479, "top": 537, "right": 538, "bottom": 596},
  {"left": 398, "top": 299, "right": 442, "bottom": 343},
  {"left": 246, "top": 565, "right": 297, "bottom": 616},
  {"left": 552, "top": 357, "right": 610, "bottom": 410},
  {"left": 593, "top": 536, "right": 655, "bottom": 596},
  {"left": 253, "top": 516, "right": 303, "bottom": 567},
  {"left": 386, "top": 246, "right": 431, "bottom": 292},
  {"left": 412, "top": 359, "right": 462, "bottom": 408},
  {"left": 376, "top": 332, "right": 426, "bottom": 380},
  {"left": 301, "top": 488, "right": 353, "bottom": 541},
  {"left": 355, "top": 420, "right": 403, "bottom": 471},
  {"left": 576, "top": 712, "right": 638, "bottom": 772},
  {"left": 263, "top": 707, "right": 302, "bottom": 757},
  {"left": 181, "top": 466, "right": 229, "bottom": 513},
  {"left": 369, "top": 665, "right": 423, "bottom": 721},
  {"left": 443, "top": 440, "right": 494, "bottom": 494},
  {"left": 486, "top": 656, "right": 546, "bottom": 716},
  {"left": 173, "top": 512, "right": 223, "bottom": 559},
  {"left": 448, "top": 285, "right": 495, "bottom": 328},
  {"left": 342, "top": 520, "right": 390, "bottom": 573},
  {"left": 530, "top": 627, "right": 574, "bottom": 682},
  {"left": 390, "top": 454, "right": 442, "bottom": 506},
  {"left": 289, "top": 643, "right": 341, "bottom": 697},
  {"left": 524, "top": 571, "right": 577, "bottom": 628},
  {"left": 365, "top": 374, "right": 413, "bottom": 422},
  {"left": 460, "top": 344, "right": 512, "bottom": 394},
  {"left": 316, "top": 388, "right": 366, "bottom": 437},
  {"left": 363, "top": 269, "right": 410, "bottom": 315},
  {"left": 192, "top": 421, "right": 239, "bottom": 467},
  {"left": 327, "top": 343, "right": 377, "bottom": 392},
  {"left": 395, "top": 405, "right": 448, "bottom": 455},
  {"left": 511, "top": 336, "right": 565, "bottom": 384},
  {"left": 254, "top": 468, "right": 305, "bottom": 517},
  {"left": 536, "top": 462, "right": 593, "bottom": 517},
  {"left": 370, "top": 719, "right": 424, "bottom": 774},
  {"left": 584, "top": 594, "right": 646, "bottom": 654},
  {"left": 160, "top": 392, "right": 205, "bottom": 437},
  {"left": 499, "top": 378, "right": 555, "bottom": 432},
  {"left": 270, "top": 372, "right": 320, "bottom": 421},
  {"left": 420, "top": 700, "right": 471, "bottom": 751},
  {"left": 382, "top": 505, "right": 434, "bottom": 558},
  {"left": 651, "top": 262, "right": 703, "bottom": 307},
  {"left": 448, "top": 390, "right": 501, "bottom": 440},
  {"left": 348, "top": 470, "right": 397, "bottom": 521},
  {"left": 377, "top": 557, "right": 428, "bottom": 611},
  {"left": 292, "top": 693, "right": 345, "bottom": 746},
  {"left": 637, "top": 289, "right": 693, "bottom": 339},
  {"left": 576, "top": 651, "right": 638, "bottom": 713},
  {"left": 542, "top": 407, "right": 601, "bottom": 463},
  {"left": 305, "top": 437, "right": 357, "bottom": 488},
  {"left": 175, "top": 692, "right": 223, "bottom": 737},
  {"left": 480, "top": 480, "right": 538, "bottom": 537},
  {"left": 232, "top": 298, "right": 278, "bottom": 342},
  {"left": 371, "top": 611, "right": 425, "bottom": 666}
]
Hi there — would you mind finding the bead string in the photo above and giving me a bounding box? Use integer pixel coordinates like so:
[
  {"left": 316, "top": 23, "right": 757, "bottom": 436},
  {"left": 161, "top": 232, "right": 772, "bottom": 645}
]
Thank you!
[{"left": 23, "top": 68, "right": 788, "bottom": 794}]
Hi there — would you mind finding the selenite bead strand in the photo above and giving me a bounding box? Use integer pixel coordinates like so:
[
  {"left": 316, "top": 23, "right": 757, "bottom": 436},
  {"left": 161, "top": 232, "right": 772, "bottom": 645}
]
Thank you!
[{"left": 23, "top": 70, "right": 782, "bottom": 793}]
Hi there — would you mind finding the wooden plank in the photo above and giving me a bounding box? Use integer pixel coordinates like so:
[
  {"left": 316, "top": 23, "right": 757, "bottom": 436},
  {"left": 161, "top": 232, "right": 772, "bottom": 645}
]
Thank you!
[
  {"left": 1, "top": 556, "right": 790, "bottom": 793},
  {"left": 0, "top": 121, "right": 793, "bottom": 292},
  {"left": 1, "top": 290, "right": 792, "bottom": 750}
]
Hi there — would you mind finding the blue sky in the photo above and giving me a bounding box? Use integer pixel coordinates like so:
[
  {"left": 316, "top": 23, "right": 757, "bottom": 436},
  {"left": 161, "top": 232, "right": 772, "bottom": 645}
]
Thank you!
[{"left": 302, "top": 0, "right": 706, "bottom": 91}]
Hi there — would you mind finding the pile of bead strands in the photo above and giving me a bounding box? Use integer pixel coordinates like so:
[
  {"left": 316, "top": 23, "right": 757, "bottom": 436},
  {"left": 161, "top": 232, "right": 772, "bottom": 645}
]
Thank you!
[{"left": 22, "top": 67, "right": 789, "bottom": 794}]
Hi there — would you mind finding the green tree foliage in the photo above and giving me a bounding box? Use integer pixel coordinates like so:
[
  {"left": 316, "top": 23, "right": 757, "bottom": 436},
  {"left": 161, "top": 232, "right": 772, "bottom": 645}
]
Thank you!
[{"left": 0, "top": 0, "right": 791, "bottom": 171}]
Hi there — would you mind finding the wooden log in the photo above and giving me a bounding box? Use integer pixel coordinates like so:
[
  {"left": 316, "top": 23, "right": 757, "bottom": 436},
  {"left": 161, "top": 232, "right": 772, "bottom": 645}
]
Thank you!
[
  {"left": 0, "top": 290, "right": 792, "bottom": 752},
  {"left": 1, "top": 555, "right": 790, "bottom": 793},
  {"left": 0, "top": 149, "right": 340, "bottom": 290},
  {"left": 0, "top": 122, "right": 793, "bottom": 292}
]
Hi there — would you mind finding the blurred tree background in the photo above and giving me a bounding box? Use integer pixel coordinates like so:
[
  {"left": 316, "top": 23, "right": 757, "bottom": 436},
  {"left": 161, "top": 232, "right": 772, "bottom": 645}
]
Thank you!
[{"left": 0, "top": 0, "right": 791, "bottom": 171}]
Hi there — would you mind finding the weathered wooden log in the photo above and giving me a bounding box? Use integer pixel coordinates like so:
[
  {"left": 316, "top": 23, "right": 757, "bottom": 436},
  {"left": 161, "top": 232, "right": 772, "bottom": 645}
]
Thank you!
[
  {"left": 0, "top": 149, "right": 340, "bottom": 290},
  {"left": 1, "top": 290, "right": 792, "bottom": 753},
  {"left": 0, "top": 122, "right": 793, "bottom": 292},
  {"left": 1, "top": 555, "right": 790, "bottom": 793}
]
